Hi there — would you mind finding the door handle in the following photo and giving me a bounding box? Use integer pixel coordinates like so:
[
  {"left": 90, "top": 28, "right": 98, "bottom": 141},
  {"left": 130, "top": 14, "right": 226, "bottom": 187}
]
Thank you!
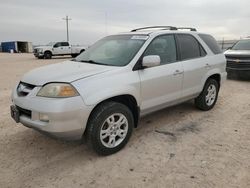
[{"left": 173, "top": 70, "right": 183, "bottom": 76}]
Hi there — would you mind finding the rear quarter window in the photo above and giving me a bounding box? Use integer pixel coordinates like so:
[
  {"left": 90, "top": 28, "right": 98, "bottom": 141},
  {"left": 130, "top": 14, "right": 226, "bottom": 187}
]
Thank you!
[{"left": 199, "top": 34, "right": 222, "bottom": 54}]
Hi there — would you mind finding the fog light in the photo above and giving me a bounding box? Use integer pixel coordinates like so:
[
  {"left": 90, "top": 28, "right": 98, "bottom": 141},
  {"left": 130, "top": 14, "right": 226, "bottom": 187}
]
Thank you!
[{"left": 39, "top": 113, "right": 49, "bottom": 122}]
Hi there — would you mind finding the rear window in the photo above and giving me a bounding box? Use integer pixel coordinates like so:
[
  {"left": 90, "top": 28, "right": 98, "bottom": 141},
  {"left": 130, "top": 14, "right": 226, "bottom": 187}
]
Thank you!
[{"left": 199, "top": 34, "right": 222, "bottom": 54}]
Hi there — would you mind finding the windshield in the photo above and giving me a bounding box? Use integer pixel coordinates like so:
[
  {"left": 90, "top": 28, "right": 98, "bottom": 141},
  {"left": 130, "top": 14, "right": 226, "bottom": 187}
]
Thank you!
[
  {"left": 75, "top": 35, "right": 147, "bottom": 66},
  {"left": 232, "top": 39, "right": 250, "bottom": 50},
  {"left": 47, "top": 42, "right": 56, "bottom": 46}
]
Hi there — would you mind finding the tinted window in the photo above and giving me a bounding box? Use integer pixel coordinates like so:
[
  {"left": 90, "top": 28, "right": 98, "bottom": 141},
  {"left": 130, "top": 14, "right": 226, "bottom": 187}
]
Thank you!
[
  {"left": 144, "top": 35, "right": 177, "bottom": 64},
  {"left": 61, "top": 42, "right": 69, "bottom": 46},
  {"left": 200, "top": 45, "right": 207, "bottom": 57},
  {"left": 54, "top": 43, "right": 61, "bottom": 47},
  {"left": 177, "top": 34, "right": 203, "bottom": 60},
  {"left": 199, "top": 34, "right": 222, "bottom": 54}
]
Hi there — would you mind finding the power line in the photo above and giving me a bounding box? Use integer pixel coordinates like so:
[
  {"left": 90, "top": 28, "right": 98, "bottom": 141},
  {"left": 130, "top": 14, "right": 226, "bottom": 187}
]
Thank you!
[{"left": 62, "top": 15, "right": 72, "bottom": 42}]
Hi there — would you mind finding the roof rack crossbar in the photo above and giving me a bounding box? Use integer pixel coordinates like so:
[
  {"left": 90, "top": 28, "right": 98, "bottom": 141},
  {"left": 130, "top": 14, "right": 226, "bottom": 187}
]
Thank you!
[
  {"left": 131, "top": 26, "right": 178, "bottom": 32},
  {"left": 177, "top": 27, "right": 197, "bottom": 31}
]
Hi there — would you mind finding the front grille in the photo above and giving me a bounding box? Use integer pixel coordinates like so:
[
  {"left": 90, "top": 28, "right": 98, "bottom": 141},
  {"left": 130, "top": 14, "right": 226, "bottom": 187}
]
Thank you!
[
  {"left": 226, "top": 55, "right": 250, "bottom": 70},
  {"left": 227, "top": 61, "right": 250, "bottom": 69},
  {"left": 16, "top": 106, "right": 31, "bottom": 118},
  {"left": 17, "top": 82, "right": 36, "bottom": 97}
]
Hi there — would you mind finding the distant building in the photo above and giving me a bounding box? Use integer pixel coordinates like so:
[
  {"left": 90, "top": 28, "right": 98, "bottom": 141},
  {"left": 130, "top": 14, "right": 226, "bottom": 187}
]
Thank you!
[{"left": 1, "top": 41, "right": 33, "bottom": 53}]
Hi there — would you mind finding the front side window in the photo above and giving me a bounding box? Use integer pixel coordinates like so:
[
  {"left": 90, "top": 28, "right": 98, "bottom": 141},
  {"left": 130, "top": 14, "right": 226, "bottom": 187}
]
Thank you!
[
  {"left": 75, "top": 35, "right": 147, "bottom": 66},
  {"left": 232, "top": 39, "right": 250, "bottom": 50},
  {"left": 177, "top": 34, "right": 205, "bottom": 60},
  {"left": 144, "top": 35, "right": 177, "bottom": 64},
  {"left": 54, "top": 43, "right": 61, "bottom": 48}
]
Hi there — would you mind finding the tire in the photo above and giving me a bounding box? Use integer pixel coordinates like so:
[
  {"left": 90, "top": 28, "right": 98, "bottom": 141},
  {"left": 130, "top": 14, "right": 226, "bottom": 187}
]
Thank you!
[
  {"left": 44, "top": 51, "right": 52, "bottom": 59},
  {"left": 86, "top": 101, "right": 134, "bottom": 155},
  {"left": 195, "top": 79, "right": 219, "bottom": 111}
]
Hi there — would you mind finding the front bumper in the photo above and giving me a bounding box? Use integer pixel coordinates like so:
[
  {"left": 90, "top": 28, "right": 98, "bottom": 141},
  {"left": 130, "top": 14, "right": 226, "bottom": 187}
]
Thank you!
[
  {"left": 34, "top": 52, "right": 44, "bottom": 58},
  {"left": 11, "top": 85, "right": 93, "bottom": 140}
]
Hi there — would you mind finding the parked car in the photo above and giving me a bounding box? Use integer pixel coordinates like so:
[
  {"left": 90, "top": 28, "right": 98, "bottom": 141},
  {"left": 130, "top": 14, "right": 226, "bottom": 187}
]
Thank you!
[
  {"left": 33, "top": 42, "right": 86, "bottom": 59},
  {"left": 224, "top": 38, "right": 250, "bottom": 78},
  {"left": 11, "top": 26, "right": 227, "bottom": 155}
]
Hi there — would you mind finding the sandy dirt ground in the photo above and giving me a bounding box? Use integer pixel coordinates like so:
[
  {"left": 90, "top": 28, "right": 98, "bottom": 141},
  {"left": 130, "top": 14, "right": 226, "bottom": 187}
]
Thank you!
[{"left": 0, "top": 53, "right": 250, "bottom": 188}]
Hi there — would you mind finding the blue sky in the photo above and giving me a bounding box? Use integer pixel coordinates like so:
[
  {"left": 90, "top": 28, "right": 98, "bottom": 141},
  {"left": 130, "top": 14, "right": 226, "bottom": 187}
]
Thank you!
[{"left": 0, "top": 0, "right": 249, "bottom": 45}]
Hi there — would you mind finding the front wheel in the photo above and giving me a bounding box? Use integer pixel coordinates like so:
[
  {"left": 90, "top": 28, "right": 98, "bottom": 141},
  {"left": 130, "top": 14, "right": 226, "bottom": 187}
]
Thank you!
[
  {"left": 44, "top": 51, "right": 52, "bottom": 59},
  {"left": 195, "top": 79, "right": 219, "bottom": 111},
  {"left": 86, "top": 101, "right": 134, "bottom": 155}
]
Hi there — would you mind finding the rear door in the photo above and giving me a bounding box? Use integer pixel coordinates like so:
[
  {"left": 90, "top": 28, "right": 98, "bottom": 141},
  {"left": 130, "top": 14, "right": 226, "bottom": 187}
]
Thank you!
[
  {"left": 176, "top": 34, "right": 207, "bottom": 98},
  {"left": 61, "top": 42, "right": 71, "bottom": 54},
  {"left": 139, "top": 34, "right": 183, "bottom": 114}
]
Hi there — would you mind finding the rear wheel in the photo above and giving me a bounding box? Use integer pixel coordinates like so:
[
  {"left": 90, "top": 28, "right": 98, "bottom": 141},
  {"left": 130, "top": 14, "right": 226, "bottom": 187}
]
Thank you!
[
  {"left": 86, "top": 101, "right": 134, "bottom": 155},
  {"left": 195, "top": 79, "right": 219, "bottom": 111}
]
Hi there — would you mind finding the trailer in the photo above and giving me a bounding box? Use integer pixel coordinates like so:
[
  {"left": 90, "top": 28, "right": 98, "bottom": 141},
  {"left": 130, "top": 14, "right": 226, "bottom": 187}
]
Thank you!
[{"left": 1, "top": 41, "right": 33, "bottom": 53}]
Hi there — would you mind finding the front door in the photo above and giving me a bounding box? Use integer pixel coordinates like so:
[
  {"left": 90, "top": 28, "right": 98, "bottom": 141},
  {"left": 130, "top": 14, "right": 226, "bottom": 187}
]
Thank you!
[{"left": 138, "top": 34, "right": 183, "bottom": 114}]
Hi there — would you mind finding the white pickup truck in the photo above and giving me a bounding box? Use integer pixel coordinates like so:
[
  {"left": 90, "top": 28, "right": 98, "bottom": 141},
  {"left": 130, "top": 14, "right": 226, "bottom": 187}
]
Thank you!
[{"left": 33, "top": 42, "right": 86, "bottom": 59}]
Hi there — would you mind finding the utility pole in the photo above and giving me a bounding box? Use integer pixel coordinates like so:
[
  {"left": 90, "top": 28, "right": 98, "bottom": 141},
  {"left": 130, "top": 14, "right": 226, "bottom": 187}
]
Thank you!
[{"left": 62, "top": 15, "right": 72, "bottom": 42}]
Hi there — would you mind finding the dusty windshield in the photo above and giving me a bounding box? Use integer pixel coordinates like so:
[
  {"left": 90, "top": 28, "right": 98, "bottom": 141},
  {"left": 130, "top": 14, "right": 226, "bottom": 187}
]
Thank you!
[{"left": 75, "top": 35, "right": 148, "bottom": 66}]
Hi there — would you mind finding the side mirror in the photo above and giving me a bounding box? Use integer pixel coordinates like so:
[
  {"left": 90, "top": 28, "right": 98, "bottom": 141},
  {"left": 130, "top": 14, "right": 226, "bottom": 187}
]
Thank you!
[
  {"left": 227, "top": 47, "right": 232, "bottom": 50},
  {"left": 142, "top": 55, "right": 161, "bottom": 68}
]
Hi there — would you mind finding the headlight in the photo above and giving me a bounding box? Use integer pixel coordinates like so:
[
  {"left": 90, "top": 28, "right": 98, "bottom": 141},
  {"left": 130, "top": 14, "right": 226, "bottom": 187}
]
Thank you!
[
  {"left": 37, "top": 48, "right": 43, "bottom": 52},
  {"left": 37, "top": 83, "right": 79, "bottom": 98}
]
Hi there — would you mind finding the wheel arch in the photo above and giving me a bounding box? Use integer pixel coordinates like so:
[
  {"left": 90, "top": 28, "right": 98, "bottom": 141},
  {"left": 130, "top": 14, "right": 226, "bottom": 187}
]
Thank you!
[
  {"left": 85, "top": 94, "right": 140, "bottom": 132},
  {"left": 203, "top": 73, "right": 221, "bottom": 91},
  {"left": 44, "top": 50, "right": 52, "bottom": 55},
  {"left": 201, "top": 68, "right": 222, "bottom": 91},
  {"left": 207, "top": 74, "right": 221, "bottom": 88}
]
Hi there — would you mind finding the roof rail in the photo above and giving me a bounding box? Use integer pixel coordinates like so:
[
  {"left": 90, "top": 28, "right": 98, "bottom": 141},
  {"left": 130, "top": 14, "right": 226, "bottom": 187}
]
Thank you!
[
  {"left": 177, "top": 27, "right": 197, "bottom": 31},
  {"left": 131, "top": 26, "right": 178, "bottom": 32}
]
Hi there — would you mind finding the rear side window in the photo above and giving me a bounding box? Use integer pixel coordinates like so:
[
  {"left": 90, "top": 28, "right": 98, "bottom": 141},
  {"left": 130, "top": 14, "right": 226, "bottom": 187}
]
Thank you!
[
  {"left": 199, "top": 34, "right": 222, "bottom": 54},
  {"left": 177, "top": 34, "right": 206, "bottom": 61}
]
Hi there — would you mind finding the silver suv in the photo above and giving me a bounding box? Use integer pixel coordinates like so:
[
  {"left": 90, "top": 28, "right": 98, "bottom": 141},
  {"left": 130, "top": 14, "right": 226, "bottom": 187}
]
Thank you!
[{"left": 11, "top": 26, "right": 227, "bottom": 155}]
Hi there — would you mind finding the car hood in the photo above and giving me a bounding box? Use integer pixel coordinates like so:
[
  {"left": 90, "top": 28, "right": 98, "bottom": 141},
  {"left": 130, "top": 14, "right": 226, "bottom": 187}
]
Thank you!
[
  {"left": 21, "top": 60, "right": 115, "bottom": 86},
  {"left": 224, "top": 50, "right": 250, "bottom": 57},
  {"left": 34, "top": 46, "right": 52, "bottom": 49}
]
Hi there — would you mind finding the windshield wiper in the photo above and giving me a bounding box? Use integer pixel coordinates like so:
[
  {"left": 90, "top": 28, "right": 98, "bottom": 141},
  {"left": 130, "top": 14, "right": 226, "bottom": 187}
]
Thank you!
[{"left": 79, "top": 59, "right": 108, "bottom": 65}]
